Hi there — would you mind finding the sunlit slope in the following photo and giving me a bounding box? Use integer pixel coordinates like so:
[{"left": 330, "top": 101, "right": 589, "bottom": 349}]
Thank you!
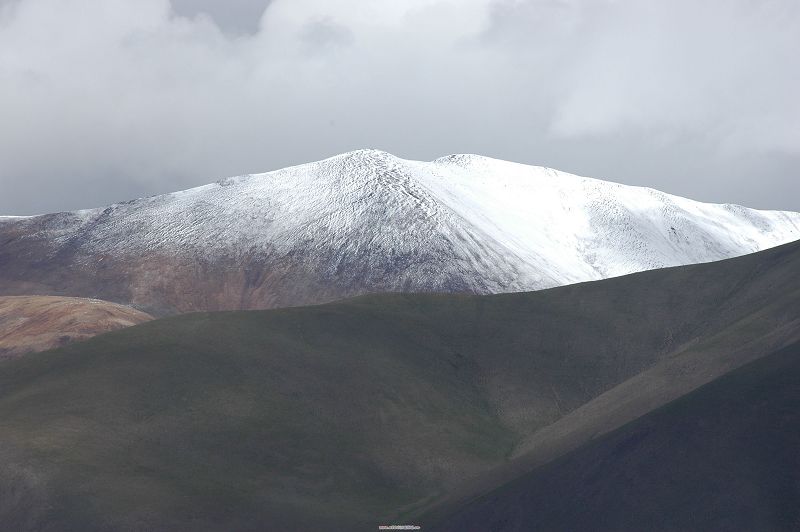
[
  {"left": 0, "top": 295, "right": 152, "bottom": 358},
  {"left": 1, "top": 150, "right": 797, "bottom": 314}
]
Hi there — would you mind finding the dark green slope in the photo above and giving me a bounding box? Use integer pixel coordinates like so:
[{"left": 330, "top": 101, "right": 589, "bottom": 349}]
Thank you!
[
  {"left": 0, "top": 239, "right": 798, "bottom": 530},
  {"left": 0, "top": 307, "right": 518, "bottom": 531},
  {"left": 431, "top": 340, "right": 800, "bottom": 532}
]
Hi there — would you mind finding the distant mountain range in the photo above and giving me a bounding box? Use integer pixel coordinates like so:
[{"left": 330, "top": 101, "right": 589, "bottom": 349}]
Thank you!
[
  {"left": 1, "top": 150, "right": 798, "bottom": 315},
  {"left": 1, "top": 238, "right": 797, "bottom": 530}
]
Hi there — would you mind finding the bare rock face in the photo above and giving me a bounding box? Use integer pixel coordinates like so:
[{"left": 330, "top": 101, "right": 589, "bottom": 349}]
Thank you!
[
  {"left": 0, "top": 296, "right": 153, "bottom": 358},
  {"left": 1, "top": 150, "right": 798, "bottom": 315}
]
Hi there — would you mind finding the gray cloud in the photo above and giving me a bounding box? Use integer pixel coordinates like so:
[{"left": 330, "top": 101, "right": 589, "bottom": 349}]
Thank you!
[
  {"left": 299, "top": 17, "right": 354, "bottom": 53},
  {"left": 0, "top": 0, "right": 797, "bottom": 216},
  {"left": 170, "top": 0, "right": 272, "bottom": 34}
]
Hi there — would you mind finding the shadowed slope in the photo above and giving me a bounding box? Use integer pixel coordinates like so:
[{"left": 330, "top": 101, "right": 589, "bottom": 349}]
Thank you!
[
  {"left": 430, "top": 340, "right": 800, "bottom": 532},
  {"left": 0, "top": 239, "right": 797, "bottom": 530}
]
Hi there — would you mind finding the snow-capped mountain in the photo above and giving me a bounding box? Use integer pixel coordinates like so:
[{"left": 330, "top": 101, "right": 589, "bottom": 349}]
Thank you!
[{"left": 1, "top": 149, "right": 798, "bottom": 314}]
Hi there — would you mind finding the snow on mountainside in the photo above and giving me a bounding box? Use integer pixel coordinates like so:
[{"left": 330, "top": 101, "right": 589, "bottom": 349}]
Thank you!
[{"left": 1, "top": 149, "right": 798, "bottom": 314}]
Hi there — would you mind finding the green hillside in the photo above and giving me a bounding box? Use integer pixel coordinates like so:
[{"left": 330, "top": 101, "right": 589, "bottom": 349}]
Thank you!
[
  {"left": 431, "top": 339, "right": 800, "bottom": 531},
  {"left": 0, "top": 239, "right": 798, "bottom": 530}
]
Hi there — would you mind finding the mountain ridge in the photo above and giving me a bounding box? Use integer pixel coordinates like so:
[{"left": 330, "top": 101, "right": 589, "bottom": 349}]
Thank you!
[
  {"left": 1, "top": 150, "right": 798, "bottom": 314},
  {"left": 430, "top": 339, "right": 800, "bottom": 532}
]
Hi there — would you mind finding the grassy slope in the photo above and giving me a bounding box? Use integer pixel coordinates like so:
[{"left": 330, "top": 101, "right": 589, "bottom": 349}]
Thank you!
[
  {"left": 0, "top": 239, "right": 797, "bottom": 530},
  {"left": 431, "top": 340, "right": 800, "bottom": 532}
]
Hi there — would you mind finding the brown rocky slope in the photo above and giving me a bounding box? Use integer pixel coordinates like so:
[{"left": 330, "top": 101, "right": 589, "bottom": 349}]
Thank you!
[{"left": 0, "top": 296, "right": 153, "bottom": 358}]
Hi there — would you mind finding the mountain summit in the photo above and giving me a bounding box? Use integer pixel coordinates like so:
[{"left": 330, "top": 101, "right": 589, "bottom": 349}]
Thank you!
[{"left": 1, "top": 150, "right": 798, "bottom": 314}]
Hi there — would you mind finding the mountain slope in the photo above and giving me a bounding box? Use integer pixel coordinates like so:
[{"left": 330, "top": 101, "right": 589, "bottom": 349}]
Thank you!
[
  {"left": 0, "top": 296, "right": 152, "bottom": 358},
  {"left": 430, "top": 340, "right": 800, "bottom": 532},
  {"left": 0, "top": 239, "right": 798, "bottom": 531},
  {"left": 1, "top": 150, "right": 797, "bottom": 314}
]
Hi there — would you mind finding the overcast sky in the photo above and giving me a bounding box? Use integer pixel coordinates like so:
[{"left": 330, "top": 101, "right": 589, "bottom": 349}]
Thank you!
[{"left": 0, "top": 0, "right": 798, "bottom": 215}]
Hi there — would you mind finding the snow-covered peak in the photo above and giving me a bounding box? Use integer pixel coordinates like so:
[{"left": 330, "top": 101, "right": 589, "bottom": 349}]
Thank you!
[
  {"left": 3, "top": 151, "right": 799, "bottom": 302},
  {"left": 336, "top": 148, "right": 397, "bottom": 160}
]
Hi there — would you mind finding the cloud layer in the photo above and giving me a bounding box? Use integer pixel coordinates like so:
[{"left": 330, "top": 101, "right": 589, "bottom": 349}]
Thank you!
[{"left": 1, "top": 0, "right": 798, "bottom": 214}]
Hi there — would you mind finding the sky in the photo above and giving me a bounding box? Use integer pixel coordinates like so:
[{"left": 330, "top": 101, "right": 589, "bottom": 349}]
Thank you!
[{"left": 0, "top": 0, "right": 798, "bottom": 215}]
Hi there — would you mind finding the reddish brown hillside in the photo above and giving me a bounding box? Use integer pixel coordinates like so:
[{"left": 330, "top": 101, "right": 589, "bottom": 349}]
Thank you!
[{"left": 0, "top": 296, "right": 152, "bottom": 358}]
